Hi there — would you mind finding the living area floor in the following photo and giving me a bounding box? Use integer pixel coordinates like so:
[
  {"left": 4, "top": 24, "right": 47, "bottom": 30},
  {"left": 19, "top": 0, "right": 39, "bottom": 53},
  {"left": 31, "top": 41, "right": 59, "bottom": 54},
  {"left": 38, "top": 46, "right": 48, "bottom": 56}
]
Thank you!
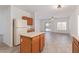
[
  {"left": 0, "top": 32, "right": 72, "bottom": 53},
  {"left": 42, "top": 32, "right": 72, "bottom": 53}
]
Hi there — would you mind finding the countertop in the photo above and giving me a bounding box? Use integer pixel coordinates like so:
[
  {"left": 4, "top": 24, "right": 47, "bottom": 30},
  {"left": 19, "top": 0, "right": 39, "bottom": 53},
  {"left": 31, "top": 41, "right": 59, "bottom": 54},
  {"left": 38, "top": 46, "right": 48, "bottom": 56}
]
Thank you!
[
  {"left": 21, "top": 32, "right": 44, "bottom": 38},
  {"left": 72, "top": 35, "right": 79, "bottom": 41}
]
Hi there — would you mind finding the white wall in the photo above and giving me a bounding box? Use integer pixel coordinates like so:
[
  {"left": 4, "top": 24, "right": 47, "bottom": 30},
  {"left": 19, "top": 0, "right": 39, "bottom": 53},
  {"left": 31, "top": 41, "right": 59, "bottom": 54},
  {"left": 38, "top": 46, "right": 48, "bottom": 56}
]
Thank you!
[
  {"left": 40, "top": 19, "right": 48, "bottom": 32},
  {"left": 11, "top": 6, "right": 32, "bottom": 19},
  {"left": 36, "top": 9, "right": 78, "bottom": 35},
  {"left": 0, "top": 6, "right": 12, "bottom": 46},
  {"left": 11, "top": 6, "right": 33, "bottom": 46},
  {"left": 40, "top": 17, "right": 70, "bottom": 33},
  {"left": 51, "top": 17, "right": 70, "bottom": 33},
  {"left": 0, "top": 6, "right": 34, "bottom": 47},
  {"left": 67, "top": 7, "right": 79, "bottom": 36},
  {"left": 73, "top": 7, "right": 79, "bottom": 36},
  {"left": 69, "top": 14, "right": 78, "bottom": 36},
  {"left": 3, "top": 6, "right": 12, "bottom": 47},
  {"left": 34, "top": 13, "right": 41, "bottom": 32},
  {"left": 0, "top": 9, "right": 4, "bottom": 42}
]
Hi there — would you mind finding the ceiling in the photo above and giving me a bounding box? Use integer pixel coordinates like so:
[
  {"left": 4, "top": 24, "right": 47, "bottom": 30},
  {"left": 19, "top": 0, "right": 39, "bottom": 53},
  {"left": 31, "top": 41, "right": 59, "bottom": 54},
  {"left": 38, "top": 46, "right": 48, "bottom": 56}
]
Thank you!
[
  {"left": 14, "top": 5, "right": 78, "bottom": 19},
  {"left": 15, "top": 5, "right": 77, "bottom": 13},
  {"left": 0, "top": 5, "right": 10, "bottom": 10}
]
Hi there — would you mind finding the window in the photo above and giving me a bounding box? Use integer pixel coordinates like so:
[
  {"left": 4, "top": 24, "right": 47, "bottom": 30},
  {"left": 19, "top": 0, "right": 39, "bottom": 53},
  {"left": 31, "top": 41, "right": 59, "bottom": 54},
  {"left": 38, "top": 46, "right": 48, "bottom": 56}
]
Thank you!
[
  {"left": 45, "top": 23, "right": 51, "bottom": 31},
  {"left": 57, "top": 22, "right": 67, "bottom": 30},
  {"left": 46, "top": 23, "right": 49, "bottom": 27},
  {"left": 45, "top": 28, "right": 51, "bottom": 31}
]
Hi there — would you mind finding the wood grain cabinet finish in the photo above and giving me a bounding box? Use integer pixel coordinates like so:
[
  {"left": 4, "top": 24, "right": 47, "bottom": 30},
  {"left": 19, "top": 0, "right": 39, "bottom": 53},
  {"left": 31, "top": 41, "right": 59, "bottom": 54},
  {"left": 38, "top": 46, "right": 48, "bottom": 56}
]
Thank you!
[
  {"left": 20, "top": 36, "right": 31, "bottom": 53},
  {"left": 27, "top": 18, "right": 33, "bottom": 25},
  {"left": 22, "top": 16, "right": 33, "bottom": 25},
  {"left": 72, "top": 36, "right": 79, "bottom": 53},
  {"left": 39, "top": 34, "right": 45, "bottom": 52},
  {"left": 20, "top": 33, "right": 45, "bottom": 53},
  {"left": 72, "top": 42, "right": 79, "bottom": 53},
  {"left": 22, "top": 16, "right": 29, "bottom": 20},
  {"left": 32, "top": 36, "right": 40, "bottom": 53}
]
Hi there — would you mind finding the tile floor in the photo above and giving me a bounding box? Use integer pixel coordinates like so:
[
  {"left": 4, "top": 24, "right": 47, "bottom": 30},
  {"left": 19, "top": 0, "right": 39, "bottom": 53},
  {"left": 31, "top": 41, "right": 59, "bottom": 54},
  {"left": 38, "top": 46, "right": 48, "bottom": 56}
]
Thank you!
[{"left": 0, "top": 32, "right": 72, "bottom": 53}]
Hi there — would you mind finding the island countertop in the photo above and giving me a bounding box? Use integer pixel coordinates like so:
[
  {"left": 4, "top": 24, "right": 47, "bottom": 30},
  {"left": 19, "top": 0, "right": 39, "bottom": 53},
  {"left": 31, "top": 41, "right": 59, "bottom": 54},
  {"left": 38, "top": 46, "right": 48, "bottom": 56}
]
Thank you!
[
  {"left": 20, "top": 32, "right": 44, "bottom": 38},
  {"left": 72, "top": 35, "right": 79, "bottom": 41}
]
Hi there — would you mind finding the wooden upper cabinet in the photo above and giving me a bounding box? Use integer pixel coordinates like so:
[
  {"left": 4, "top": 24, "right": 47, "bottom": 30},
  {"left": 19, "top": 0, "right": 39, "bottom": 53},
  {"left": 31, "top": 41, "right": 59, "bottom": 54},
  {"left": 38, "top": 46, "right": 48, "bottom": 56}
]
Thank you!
[
  {"left": 22, "top": 16, "right": 33, "bottom": 25},
  {"left": 22, "top": 16, "right": 29, "bottom": 20},
  {"left": 27, "top": 18, "right": 33, "bottom": 25}
]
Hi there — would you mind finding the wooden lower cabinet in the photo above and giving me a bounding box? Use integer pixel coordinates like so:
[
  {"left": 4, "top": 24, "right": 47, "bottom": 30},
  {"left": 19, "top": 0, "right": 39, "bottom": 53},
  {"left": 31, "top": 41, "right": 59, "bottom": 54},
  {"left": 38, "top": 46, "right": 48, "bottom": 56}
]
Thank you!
[
  {"left": 72, "top": 36, "right": 79, "bottom": 53},
  {"left": 72, "top": 42, "right": 79, "bottom": 53},
  {"left": 39, "top": 34, "right": 45, "bottom": 52},
  {"left": 32, "top": 36, "right": 40, "bottom": 53},
  {"left": 20, "top": 33, "right": 45, "bottom": 53},
  {"left": 20, "top": 36, "right": 31, "bottom": 53}
]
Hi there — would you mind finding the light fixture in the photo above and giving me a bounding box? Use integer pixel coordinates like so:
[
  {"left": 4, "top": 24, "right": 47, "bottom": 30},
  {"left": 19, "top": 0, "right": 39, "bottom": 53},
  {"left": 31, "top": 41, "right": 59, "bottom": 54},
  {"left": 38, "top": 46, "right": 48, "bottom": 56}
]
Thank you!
[
  {"left": 50, "top": 17, "right": 54, "bottom": 21},
  {"left": 57, "top": 5, "right": 62, "bottom": 8},
  {"left": 57, "top": 5, "right": 64, "bottom": 8},
  {"left": 48, "top": 16, "right": 54, "bottom": 23}
]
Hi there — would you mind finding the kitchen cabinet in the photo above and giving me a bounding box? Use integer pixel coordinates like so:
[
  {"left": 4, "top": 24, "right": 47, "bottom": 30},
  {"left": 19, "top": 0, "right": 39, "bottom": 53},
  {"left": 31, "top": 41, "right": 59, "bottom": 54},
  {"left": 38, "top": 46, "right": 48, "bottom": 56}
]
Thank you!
[
  {"left": 72, "top": 35, "right": 79, "bottom": 53},
  {"left": 22, "top": 16, "right": 28, "bottom": 20},
  {"left": 39, "top": 34, "right": 45, "bottom": 52},
  {"left": 20, "top": 32, "right": 45, "bottom": 53},
  {"left": 27, "top": 18, "right": 33, "bottom": 25},
  {"left": 32, "top": 36, "right": 40, "bottom": 53},
  {"left": 22, "top": 16, "right": 33, "bottom": 25},
  {"left": 20, "top": 36, "right": 31, "bottom": 53}
]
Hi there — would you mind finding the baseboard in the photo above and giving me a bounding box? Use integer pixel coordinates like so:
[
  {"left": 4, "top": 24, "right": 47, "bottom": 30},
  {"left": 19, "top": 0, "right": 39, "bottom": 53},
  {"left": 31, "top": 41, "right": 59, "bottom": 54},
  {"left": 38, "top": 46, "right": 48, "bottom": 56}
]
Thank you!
[{"left": 13, "top": 44, "right": 20, "bottom": 47}]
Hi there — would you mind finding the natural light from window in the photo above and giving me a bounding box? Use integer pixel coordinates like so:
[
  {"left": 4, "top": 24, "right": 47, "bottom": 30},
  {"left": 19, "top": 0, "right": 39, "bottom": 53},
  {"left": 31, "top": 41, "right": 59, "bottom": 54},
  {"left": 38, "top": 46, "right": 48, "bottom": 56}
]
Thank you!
[
  {"left": 45, "top": 23, "right": 51, "bottom": 31},
  {"left": 57, "top": 22, "right": 67, "bottom": 31}
]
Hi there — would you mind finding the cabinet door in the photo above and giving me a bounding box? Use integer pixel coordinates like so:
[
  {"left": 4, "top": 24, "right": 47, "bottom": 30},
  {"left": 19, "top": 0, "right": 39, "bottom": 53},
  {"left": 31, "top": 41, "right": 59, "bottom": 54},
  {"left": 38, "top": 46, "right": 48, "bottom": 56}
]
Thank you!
[
  {"left": 32, "top": 36, "right": 39, "bottom": 53},
  {"left": 39, "top": 34, "right": 45, "bottom": 52},
  {"left": 20, "top": 36, "right": 31, "bottom": 53},
  {"left": 27, "top": 18, "right": 33, "bottom": 25},
  {"left": 73, "top": 42, "right": 79, "bottom": 53},
  {"left": 72, "top": 41, "right": 74, "bottom": 53}
]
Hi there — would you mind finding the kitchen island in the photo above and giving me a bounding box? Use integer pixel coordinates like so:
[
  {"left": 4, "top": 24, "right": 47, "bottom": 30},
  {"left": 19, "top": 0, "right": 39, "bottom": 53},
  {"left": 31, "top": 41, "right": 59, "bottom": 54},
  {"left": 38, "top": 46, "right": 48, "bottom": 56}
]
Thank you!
[
  {"left": 20, "top": 32, "right": 45, "bottom": 53},
  {"left": 72, "top": 35, "right": 79, "bottom": 53}
]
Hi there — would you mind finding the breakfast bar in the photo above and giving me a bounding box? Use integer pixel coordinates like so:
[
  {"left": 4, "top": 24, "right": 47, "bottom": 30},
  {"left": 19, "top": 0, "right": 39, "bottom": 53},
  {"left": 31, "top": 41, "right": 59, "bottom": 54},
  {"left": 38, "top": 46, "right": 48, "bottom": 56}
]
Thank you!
[
  {"left": 20, "top": 32, "right": 45, "bottom": 53},
  {"left": 72, "top": 35, "right": 79, "bottom": 53}
]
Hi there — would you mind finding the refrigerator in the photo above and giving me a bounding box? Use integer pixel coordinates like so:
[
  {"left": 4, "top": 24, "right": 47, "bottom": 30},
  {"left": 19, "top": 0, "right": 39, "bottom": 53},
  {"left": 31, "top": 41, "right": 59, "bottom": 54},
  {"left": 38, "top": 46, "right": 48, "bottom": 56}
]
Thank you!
[{"left": 14, "top": 19, "right": 27, "bottom": 46}]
